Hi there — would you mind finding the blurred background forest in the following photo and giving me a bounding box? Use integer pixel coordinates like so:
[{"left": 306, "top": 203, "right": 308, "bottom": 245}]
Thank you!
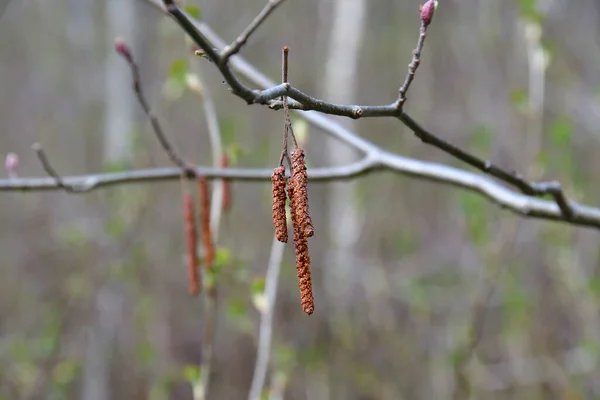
[{"left": 1, "top": 0, "right": 600, "bottom": 399}]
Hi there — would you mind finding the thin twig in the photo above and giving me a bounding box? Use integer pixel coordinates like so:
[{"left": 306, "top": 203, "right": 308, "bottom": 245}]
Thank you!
[
  {"left": 248, "top": 236, "right": 286, "bottom": 400},
  {"left": 281, "top": 46, "right": 293, "bottom": 170},
  {"left": 397, "top": 20, "right": 429, "bottom": 108},
  {"left": 116, "top": 38, "right": 193, "bottom": 175},
  {"left": 221, "top": 0, "right": 288, "bottom": 65},
  {"left": 32, "top": 143, "right": 78, "bottom": 193}
]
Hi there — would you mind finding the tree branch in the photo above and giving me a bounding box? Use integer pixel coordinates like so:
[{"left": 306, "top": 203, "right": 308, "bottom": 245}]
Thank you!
[
  {"left": 32, "top": 143, "right": 79, "bottom": 193},
  {"left": 115, "top": 38, "right": 193, "bottom": 175},
  {"left": 155, "top": 0, "right": 581, "bottom": 223},
  {"left": 221, "top": 0, "right": 288, "bottom": 65},
  {"left": 8, "top": 0, "right": 595, "bottom": 233},
  {"left": 10, "top": 149, "right": 600, "bottom": 229}
]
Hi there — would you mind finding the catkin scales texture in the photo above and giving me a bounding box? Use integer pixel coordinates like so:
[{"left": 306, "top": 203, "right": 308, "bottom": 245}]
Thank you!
[
  {"left": 271, "top": 166, "right": 288, "bottom": 243},
  {"left": 294, "top": 234, "right": 314, "bottom": 315},
  {"left": 287, "top": 153, "right": 315, "bottom": 315},
  {"left": 290, "top": 148, "right": 314, "bottom": 238}
]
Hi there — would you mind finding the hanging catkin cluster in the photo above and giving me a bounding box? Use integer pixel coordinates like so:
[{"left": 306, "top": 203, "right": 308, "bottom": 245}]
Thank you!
[
  {"left": 270, "top": 45, "right": 314, "bottom": 314},
  {"left": 271, "top": 149, "right": 315, "bottom": 315}
]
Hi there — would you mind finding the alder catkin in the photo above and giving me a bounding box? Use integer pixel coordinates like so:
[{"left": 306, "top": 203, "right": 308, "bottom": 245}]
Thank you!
[
  {"left": 271, "top": 166, "right": 288, "bottom": 243},
  {"left": 294, "top": 233, "right": 314, "bottom": 315},
  {"left": 288, "top": 165, "right": 315, "bottom": 315},
  {"left": 290, "top": 148, "right": 314, "bottom": 238},
  {"left": 197, "top": 176, "right": 215, "bottom": 270},
  {"left": 182, "top": 192, "right": 200, "bottom": 296}
]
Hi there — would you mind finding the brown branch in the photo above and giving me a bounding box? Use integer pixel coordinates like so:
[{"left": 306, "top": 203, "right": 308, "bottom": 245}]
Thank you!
[
  {"left": 397, "top": 2, "right": 435, "bottom": 108},
  {"left": 115, "top": 38, "right": 194, "bottom": 176},
  {"left": 280, "top": 46, "right": 295, "bottom": 170}
]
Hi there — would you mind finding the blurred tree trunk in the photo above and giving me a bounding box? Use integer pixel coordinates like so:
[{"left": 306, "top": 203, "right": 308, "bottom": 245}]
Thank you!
[
  {"left": 321, "top": 0, "right": 367, "bottom": 315},
  {"left": 319, "top": 0, "right": 366, "bottom": 397},
  {"left": 81, "top": 1, "right": 138, "bottom": 399}
]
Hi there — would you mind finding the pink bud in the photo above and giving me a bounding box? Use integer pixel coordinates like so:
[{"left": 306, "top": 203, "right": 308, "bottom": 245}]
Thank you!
[
  {"left": 420, "top": 0, "right": 436, "bottom": 27},
  {"left": 5, "top": 152, "right": 18, "bottom": 177},
  {"left": 114, "top": 38, "right": 132, "bottom": 62},
  {"left": 5, "top": 152, "right": 18, "bottom": 170}
]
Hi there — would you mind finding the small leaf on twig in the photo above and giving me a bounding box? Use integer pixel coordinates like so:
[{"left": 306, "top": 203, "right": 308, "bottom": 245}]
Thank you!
[{"left": 183, "top": 4, "right": 202, "bottom": 19}]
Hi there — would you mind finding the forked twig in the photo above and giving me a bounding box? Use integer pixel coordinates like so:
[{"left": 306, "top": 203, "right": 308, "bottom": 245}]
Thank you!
[
  {"left": 32, "top": 143, "right": 78, "bottom": 193},
  {"left": 221, "top": 0, "right": 288, "bottom": 65}
]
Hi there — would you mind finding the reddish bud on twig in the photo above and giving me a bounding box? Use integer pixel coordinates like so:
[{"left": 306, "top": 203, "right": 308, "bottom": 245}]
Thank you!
[
  {"left": 182, "top": 191, "right": 201, "bottom": 296},
  {"left": 198, "top": 176, "right": 215, "bottom": 270},
  {"left": 420, "top": 0, "right": 437, "bottom": 27},
  {"left": 5, "top": 153, "right": 18, "bottom": 178},
  {"left": 114, "top": 38, "right": 133, "bottom": 63},
  {"left": 271, "top": 166, "right": 288, "bottom": 243}
]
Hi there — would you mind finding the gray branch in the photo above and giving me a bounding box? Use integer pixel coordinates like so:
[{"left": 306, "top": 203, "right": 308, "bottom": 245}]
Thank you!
[{"left": 1, "top": 0, "right": 598, "bottom": 231}]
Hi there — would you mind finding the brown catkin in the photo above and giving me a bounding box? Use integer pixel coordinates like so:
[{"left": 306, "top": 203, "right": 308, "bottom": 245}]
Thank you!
[
  {"left": 198, "top": 176, "right": 215, "bottom": 270},
  {"left": 182, "top": 192, "right": 200, "bottom": 295},
  {"left": 294, "top": 234, "right": 314, "bottom": 315},
  {"left": 290, "top": 148, "right": 314, "bottom": 238},
  {"left": 288, "top": 173, "right": 315, "bottom": 315},
  {"left": 271, "top": 166, "right": 288, "bottom": 243}
]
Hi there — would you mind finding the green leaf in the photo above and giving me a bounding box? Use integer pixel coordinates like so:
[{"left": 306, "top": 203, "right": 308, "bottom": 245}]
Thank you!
[
  {"left": 251, "top": 278, "right": 266, "bottom": 295},
  {"left": 227, "top": 299, "right": 247, "bottom": 320},
  {"left": 214, "top": 248, "right": 231, "bottom": 268},
  {"left": 182, "top": 364, "right": 201, "bottom": 382},
  {"left": 517, "top": 0, "right": 543, "bottom": 23},
  {"left": 183, "top": 5, "right": 202, "bottom": 20},
  {"left": 168, "top": 59, "right": 188, "bottom": 82},
  {"left": 163, "top": 59, "right": 189, "bottom": 101},
  {"left": 509, "top": 88, "right": 529, "bottom": 112}
]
